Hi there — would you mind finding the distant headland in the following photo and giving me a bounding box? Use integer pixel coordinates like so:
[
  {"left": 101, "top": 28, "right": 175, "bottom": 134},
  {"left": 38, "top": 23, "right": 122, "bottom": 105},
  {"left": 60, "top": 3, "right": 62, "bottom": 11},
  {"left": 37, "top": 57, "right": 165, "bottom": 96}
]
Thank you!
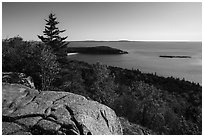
[{"left": 67, "top": 46, "right": 128, "bottom": 55}]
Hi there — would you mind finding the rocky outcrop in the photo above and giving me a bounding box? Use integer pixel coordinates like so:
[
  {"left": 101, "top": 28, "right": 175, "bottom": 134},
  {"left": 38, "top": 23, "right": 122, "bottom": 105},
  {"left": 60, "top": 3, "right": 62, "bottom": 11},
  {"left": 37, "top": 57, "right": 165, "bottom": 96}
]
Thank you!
[
  {"left": 2, "top": 83, "right": 122, "bottom": 135},
  {"left": 2, "top": 72, "right": 35, "bottom": 89}
]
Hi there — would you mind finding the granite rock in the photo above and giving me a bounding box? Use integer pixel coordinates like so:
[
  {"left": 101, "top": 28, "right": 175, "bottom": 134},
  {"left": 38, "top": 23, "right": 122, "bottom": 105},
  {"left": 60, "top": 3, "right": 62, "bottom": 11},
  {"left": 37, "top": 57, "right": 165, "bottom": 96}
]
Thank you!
[{"left": 2, "top": 83, "right": 122, "bottom": 135}]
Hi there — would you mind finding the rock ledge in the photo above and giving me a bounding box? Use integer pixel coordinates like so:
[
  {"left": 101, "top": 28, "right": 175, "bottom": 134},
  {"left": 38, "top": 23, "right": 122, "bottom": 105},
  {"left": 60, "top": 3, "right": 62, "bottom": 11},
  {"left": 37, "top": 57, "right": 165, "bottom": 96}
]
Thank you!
[{"left": 2, "top": 83, "right": 122, "bottom": 135}]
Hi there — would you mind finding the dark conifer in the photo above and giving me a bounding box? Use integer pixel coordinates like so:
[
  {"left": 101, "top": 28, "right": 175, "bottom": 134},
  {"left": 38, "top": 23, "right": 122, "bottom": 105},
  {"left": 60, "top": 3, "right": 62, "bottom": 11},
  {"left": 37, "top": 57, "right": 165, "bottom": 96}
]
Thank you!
[{"left": 38, "top": 13, "right": 68, "bottom": 57}]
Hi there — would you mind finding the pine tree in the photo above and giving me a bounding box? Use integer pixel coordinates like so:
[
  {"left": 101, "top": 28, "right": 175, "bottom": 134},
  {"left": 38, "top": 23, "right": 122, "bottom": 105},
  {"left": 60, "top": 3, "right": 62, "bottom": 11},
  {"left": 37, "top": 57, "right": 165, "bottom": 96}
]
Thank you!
[{"left": 38, "top": 13, "right": 68, "bottom": 57}]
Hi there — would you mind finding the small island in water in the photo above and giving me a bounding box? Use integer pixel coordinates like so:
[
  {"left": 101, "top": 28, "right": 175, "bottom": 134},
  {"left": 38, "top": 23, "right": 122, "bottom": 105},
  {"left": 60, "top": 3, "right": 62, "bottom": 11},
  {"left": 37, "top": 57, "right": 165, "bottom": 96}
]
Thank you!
[
  {"left": 67, "top": 46, "right": 128, "bottom": 55},
  {"left": 159, "top": 55, "right": 191, "bottom": 58}
]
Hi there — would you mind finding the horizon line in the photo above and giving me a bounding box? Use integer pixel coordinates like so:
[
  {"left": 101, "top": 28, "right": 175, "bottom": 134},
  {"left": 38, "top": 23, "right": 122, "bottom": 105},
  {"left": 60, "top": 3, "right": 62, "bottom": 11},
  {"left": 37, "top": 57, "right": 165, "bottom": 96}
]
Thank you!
[
  {"left": 2, "top": 37, "right": 202, "bottom": 42},
  {"left": 69, "top": 40, "right": 202, "bottom": 42}
]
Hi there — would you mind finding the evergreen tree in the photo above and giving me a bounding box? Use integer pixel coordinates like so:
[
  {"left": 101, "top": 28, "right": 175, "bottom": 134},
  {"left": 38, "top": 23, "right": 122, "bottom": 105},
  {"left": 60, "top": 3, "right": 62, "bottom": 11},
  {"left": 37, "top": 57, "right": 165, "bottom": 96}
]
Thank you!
[{"left": 38, "top": 13, "right": 68, "bottom": 57}]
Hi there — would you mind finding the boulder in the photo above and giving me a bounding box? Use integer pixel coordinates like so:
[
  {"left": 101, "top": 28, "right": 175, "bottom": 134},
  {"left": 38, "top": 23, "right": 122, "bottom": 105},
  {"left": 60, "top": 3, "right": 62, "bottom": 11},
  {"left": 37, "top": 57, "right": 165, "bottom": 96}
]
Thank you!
[{"left": 2, "top": 83, "right": 123, "bottom": 135}]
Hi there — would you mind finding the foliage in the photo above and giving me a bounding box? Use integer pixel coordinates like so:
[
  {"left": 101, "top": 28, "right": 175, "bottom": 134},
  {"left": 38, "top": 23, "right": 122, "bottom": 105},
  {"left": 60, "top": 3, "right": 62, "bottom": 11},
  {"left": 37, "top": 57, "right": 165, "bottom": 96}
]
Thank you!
[
  {"left": 2, "top": 36, "right": 60, "bottom": 90},
  {"left": 90, "top": 62, "right": 118, "bottom": 108},
  {"left": 108, "top": 66, "right": 201, "bottom": 135},
  {"left": 3, "top": 36, "right": 30, "bottom": 72},
  {"left": 40, "top": 47, "right": 60, "bottom": 90},
  {"left": 38, "top": 13, "right": 68, "bottom": 57},
  {"left": 59, "top": 67, "right": 87, "bottom": 97}
]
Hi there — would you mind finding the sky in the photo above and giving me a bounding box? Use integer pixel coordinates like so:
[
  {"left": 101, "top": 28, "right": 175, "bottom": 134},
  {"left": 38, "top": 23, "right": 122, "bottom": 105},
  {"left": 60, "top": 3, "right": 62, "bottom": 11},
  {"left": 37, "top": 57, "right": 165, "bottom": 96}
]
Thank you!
[{"left": 2, "top": 2, "right": 202, "bottom": 41}]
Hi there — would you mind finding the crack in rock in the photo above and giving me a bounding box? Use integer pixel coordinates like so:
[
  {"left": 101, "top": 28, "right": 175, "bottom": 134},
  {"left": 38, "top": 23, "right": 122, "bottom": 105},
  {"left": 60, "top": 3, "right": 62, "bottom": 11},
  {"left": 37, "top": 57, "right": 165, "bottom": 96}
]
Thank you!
[
  {"left": 65, "top": 105, "right": 85, "bottom": 135},
  {"left": 100, "top": 110, "right": 109, "bottom": 128}
]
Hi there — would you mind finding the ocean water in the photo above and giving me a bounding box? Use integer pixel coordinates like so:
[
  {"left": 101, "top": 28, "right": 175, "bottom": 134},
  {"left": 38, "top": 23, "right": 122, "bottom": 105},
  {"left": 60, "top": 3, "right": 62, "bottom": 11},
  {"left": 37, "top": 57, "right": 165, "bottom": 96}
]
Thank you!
[{"left": 67, "top": 41, "right": 202, "bottom": 84}]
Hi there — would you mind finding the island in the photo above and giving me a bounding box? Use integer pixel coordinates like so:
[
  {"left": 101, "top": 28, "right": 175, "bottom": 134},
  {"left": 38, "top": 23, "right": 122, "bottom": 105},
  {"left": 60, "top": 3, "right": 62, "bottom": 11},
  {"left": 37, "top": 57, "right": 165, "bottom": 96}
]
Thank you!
[
  {"left": 159, "top": 55, "right": 191, "bottom": 58},
  {"left": 67, "top": 46, "right": 128, "bottom": 55}
]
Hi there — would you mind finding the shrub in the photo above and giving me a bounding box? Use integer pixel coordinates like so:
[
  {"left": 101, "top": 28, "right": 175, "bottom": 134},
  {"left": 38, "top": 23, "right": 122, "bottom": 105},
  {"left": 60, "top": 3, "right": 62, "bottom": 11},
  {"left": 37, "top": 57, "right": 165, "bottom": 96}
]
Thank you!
[{"left": 39, "top": 47, "right": 60, "bottom": 90}]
